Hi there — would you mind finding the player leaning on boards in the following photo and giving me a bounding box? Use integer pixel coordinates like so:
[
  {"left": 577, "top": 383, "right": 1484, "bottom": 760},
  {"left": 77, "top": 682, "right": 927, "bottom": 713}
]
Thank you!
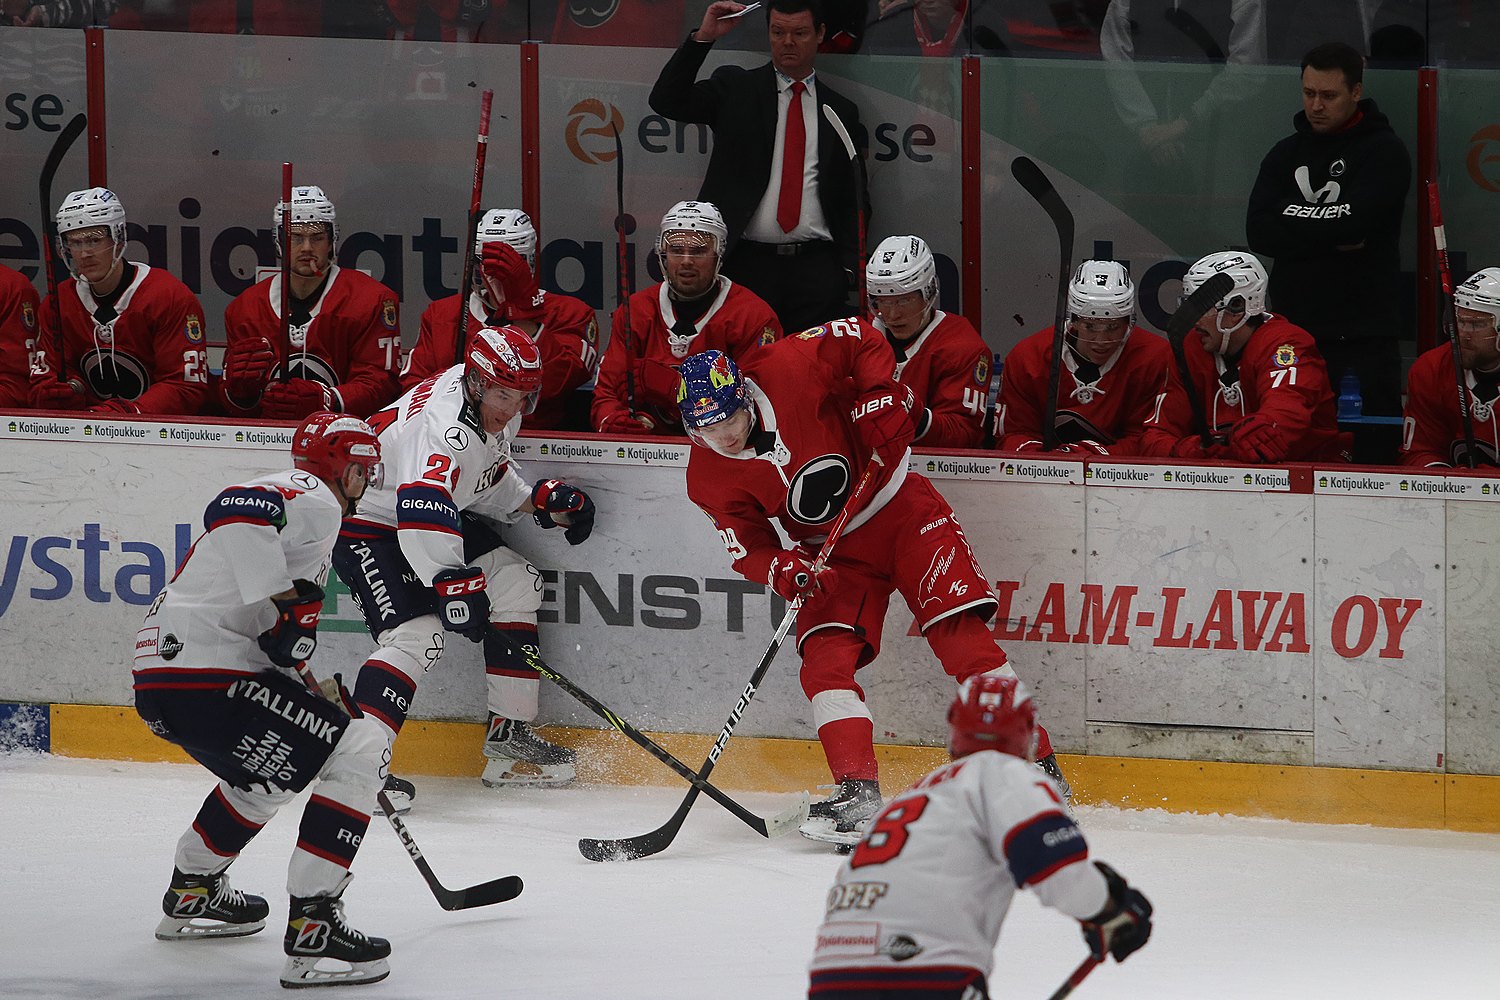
[
  {"left": 133, "top": 412, "right": 393, "bottom": 988},
  {"left": 1403, "top": 267, "right": 1500, "bottom": 468},
  {"left": 674, "top": 320, "right": 1069, "bottom": 851},
  {"left": 334, "top": 325, "right": 596, "bottom": 806},
  {"left": 807, "top": 675, "right": 1152, "bottom": 999}
]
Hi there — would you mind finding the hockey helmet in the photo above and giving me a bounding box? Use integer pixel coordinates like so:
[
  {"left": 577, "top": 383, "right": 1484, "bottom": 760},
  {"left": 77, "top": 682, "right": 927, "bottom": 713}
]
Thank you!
[
  {"left": 465, "top": 324, "right": 544, "bottom": 414},
  {"left": 677, "top": 350, "right": 748, "bottom": 432},
  {"left": 1182, "top": 251, "right": 1269, "bottom": 353},
  {"left": 56, "top": 187, "right": 128, "bottom": 274},
  {"left": 1068, "top": 260, "right": 1136, "bottom": 321},
  {"left": 867, "top": 235, "right": 939, "bottom": 306},
  {"left": 947, "top": 674, "right": 1038, "bottom": 761},
  {"left": 292, "top": 412, "right": 382, "bottom": 487},
  {"left": 658, "top": 201, "right": 728, "bottom": 294},
  {"left": 476, "top": 208, "right": 538, "bottom": 269},
  {"left": 1455, "top": 268, "right": 1500, "bottom": 333},
  {"left": 275, "top": 185, "right": 339, "bottom": 257}
]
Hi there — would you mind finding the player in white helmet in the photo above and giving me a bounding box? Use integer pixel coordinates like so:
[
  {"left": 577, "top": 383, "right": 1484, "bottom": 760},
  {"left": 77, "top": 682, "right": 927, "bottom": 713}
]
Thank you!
[
  {"left": 865, "top": 234, "right": 990, "bottom": 448},
  {"left": 402, "top": 207, "right": 600, "bottom": 429},
  {"left": 1141, "top": 250, "right": 1348, "bottom": 463},
  {"left": 134, "top": 412, "right": 394, "bottom": 988},
  {"left": 335, "top": 325, "right": 598, "bottom": 803},
  {"left": 592, "top": 200, "right": 781, "bottom": 435},
  {"left": 808, "top": 674, "right": 1153, "bottom": 998},
  {"left": 27, "top": 187, "right": 208, "bottom": 415},
  {"left": 1403, "top": 266, "right": 1500, "bottom": 467},
  {"left": 219, "top": 184, "right": 402, "bottom": 421},
  {"left": 995, "top": 258, "right": 1177, "bottom": 456}
]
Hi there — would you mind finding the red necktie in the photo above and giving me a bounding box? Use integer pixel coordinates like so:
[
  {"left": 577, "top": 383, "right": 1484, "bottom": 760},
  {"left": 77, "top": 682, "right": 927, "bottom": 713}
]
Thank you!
[{"left": 777, "top": 81, "right": 807, "bottom": 234}]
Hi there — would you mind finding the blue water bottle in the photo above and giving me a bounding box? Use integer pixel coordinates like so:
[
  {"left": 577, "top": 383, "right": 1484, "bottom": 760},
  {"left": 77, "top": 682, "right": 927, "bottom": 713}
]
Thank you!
[{"left": 1337, "top": 370, "right": 1362, "bottom": 421}]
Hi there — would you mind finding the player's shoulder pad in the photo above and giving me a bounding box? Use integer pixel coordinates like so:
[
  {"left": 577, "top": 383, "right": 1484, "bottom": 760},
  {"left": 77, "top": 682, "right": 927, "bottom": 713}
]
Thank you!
[{"left": 205, "top": 485, "right": 288, "bottom": 533}]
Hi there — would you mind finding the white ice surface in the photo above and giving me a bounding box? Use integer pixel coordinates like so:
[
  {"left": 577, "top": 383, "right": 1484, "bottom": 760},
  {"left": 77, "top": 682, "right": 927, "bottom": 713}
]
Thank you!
[{"left": 3, "top": 753, "right": 1499, "bottom": 999}]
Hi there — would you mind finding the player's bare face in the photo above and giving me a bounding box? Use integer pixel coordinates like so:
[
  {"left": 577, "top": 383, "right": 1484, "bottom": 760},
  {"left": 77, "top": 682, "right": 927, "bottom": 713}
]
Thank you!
[
  {"left": 769, "top": 10, "right": 823, "bottom": 80},
  {"left": 62, "top": 227, "right": 120, "bottom": 286},
  {"left": 1068, "top": 316, "right": 1129, "bottom": 364},
  {"left": 1456, "top": 307, "right": 1500, "bottom": 372},
  {"left": 871, "top": 291, "right": 930, "bottom": 339},
  {"left": 289, "top": 226, "right": 332, "bottom": 278},
  {"left": 1301, "top": 67, "right": 1361, "bottom": 134},
  {"left": 696, "top": 408, "right": 753, "bottom": 455},
  {"left": 664, "top": 241, "right": 718, "bottom": 300},
  {"left": 477, "top": 383, "right": 531, "bottom": 433}
]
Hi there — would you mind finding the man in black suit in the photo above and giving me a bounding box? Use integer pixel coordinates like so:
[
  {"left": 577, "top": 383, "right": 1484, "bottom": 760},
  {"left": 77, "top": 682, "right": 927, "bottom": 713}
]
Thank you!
[{"left": 650, "top": 0, "right": 869, "bottom": 335}]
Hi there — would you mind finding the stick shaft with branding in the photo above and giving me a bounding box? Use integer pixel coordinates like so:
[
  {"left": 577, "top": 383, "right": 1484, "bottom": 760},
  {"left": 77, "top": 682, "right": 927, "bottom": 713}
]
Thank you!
[
  {"left": 1164, "top": 271, "right": 1235, "bottom": 446},
  {"left": 1011, "top": 157, "right": 1073, "bottom": 450},
  {"left": 612, "top": 122, "right": 637, "bottom": 413},
  {"left": 579, "top": 462, "right": 880, "bottom": 862},
  {"left": 279, "top": 162, "right": 293, "bottom": 384},
  {"left": 39, "top": 112, "right": 86, "bottom": 384},
  {"left": 454, "top": 89, "right": 494, "bottom": 366},
  {"left": 1427, "top": 180, "right": 1477, "bottom": 468},
  {"left": 377, "top": 792, "right": 523, "bottom": 910}
]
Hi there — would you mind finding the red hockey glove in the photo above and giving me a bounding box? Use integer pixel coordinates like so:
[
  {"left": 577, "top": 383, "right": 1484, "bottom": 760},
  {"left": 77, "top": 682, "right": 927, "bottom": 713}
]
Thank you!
[
  {"left": 433, "top": 566, "right": 490, "bottom": 642},
  {"left": 767, "top": 550, "right": 838, "bottom": 602},
  {"left": 481, "top": 242, "right": 546, "bottom": 323},
  {"left": 1056, "top": 439, "right": 1110, "bottom": 456},
  {"left": 257, "top": 579, "right": 324, "bottom": 669},
  {"left": 261, "top": 378, "right": 335, "bottom": 420},
  {"left": 29, "top": 379, "right": 89, "bottom": 411},
  {"left": 850, "top": 383, "right": 917, "bottom": 467},
  {"left": 1226, "top": 414, "right": 1288, "bottom": 463},
  {"left": 1079, "top": 862, "right": 1153, "bottom": 963},
  {"left": 597, "top": 412, "right": 657, "bottom": 435},
  {"left": 531, "top": 478, "right": 596, "bottom": 545},
  {"left": 1170, "top": 435, "right": 1226, "bottom": 460},
  {"left": 91, "top": 397, "right": 142, "bottom": 415},
  {"left": 223, "top": 335, "right": 277, "bottom": 405},
  {"left": 632, "top": 358, "right": 682, "bottom": 408}
]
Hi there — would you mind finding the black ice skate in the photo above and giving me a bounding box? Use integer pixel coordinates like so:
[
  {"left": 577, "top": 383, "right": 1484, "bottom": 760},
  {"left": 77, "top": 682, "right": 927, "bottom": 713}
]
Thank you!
[
  {"left": 481, "top": 716, "right": 577, "bottom": 788},
  {"left": 381, "top": 774, "right": 416, "bottom": 815},
  {"left": 156, "top": 867, "right": 269, "bottom": 940},
  {"left": 1038, "top": 753, "right": 1074, "bottom": 803},
  {"left": 281, "top": 877, "right": 391, "bottom": 989},
  {"left": 799, "top": 778, "right": 883, "bottom": 850}
]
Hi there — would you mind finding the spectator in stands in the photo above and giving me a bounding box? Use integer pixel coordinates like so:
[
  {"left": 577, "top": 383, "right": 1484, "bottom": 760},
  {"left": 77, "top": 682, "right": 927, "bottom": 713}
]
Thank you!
[
  {"left": 402, "top": 208, "right": 599, "bottom": 430},
  {"left": 0, "top": 263, "right": 41, "bottom": 409},
  {"left": 592, "top": 201, "right": 780, "bottom": 435},
  {"left": 862, "top": 0, "right": 1107, "bottom": 58},
  {"left": 1402, "top": 267, "right": 1500, "bottom": 468},
  {"left": 218, "top": 185, "right": 401, "bottom": 421},
  {"left": 995, "top": 259, "right": 1173, "bottom": 457},
  {"left": 29, "top": 187, "right": 209, "bottom": 416}
]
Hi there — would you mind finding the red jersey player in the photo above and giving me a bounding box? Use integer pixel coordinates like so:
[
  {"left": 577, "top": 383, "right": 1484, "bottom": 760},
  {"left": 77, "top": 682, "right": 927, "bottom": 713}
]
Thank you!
[
  {"left": 674, "top": 326, "right": 1067, "bottom": 850},
  {"left": 995, "top": 260, "right": 1176, "bottom": 456},
  {"left": 219, "top": 185, "right": 402, "bottom": 420},
  {"left": 1403, "top": 266, "right": 1500, "bottom": 467},
  {"left": 401, "top": 208, "right": 600, "bottom": 430},
  {"left": 0, "top": 263, "right": 40, "bottom": 408},
  {"left": 28, "top": 188, "right": 209, "bottom": 416},
  {"left": 592, "top": 200, "right": 780, "bottom": 435},
  {"left": 1140, "top": 251, "right": 1350, "bottom": 463},
  {"left": 865, "top": 235, "right": 990, "bottom": 449}
]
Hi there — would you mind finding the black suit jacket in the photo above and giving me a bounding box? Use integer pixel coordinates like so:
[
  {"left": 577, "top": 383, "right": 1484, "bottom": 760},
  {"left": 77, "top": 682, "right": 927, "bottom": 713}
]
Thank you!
[{"left": 649, "top": 37, "right": 869, "bottom": 277}]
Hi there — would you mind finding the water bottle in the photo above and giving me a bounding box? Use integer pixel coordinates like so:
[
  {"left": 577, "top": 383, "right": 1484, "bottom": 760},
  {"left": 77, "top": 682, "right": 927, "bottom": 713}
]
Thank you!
[{"left": 1337, "top": 370, "right": 1362, "bottom": 421}]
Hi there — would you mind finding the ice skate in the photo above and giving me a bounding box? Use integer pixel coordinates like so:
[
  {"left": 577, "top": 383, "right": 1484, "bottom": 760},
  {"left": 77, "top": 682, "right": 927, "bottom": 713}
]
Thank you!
[
  {"left": 800, "top": 778, "right": 882, "bottom": 850},
  {"left": 481, "top": 716, "right": 576, "bottom": 788},
  {"left": 1038, "top": 753, "right": 1073, "bottom": 803},
  {"left": 156, "top": 867, "right": 269, "bottom": 940},
  {"left": 280, "top": 877, "right": 391, "bottom": 989},
  {"left": 380, "top": 774, "right": 416, "bottom": 815}
]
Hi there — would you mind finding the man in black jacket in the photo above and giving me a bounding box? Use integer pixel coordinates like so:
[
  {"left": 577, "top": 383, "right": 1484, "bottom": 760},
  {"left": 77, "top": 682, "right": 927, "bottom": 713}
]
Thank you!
[
  {"left": 650, "top": 0, "right": 868, "bottom": 334},
  {"left": 1246, "top": 41, "right": 1411, "bottom": 464}
]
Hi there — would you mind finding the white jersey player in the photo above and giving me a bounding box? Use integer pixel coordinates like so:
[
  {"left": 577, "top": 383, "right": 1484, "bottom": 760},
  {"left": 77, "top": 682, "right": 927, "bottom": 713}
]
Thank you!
[
  {"left": 808, "top": 675, "right": 1152, "bottom": 999},
  {"left": 335, "top": 324, "right": 596, "bottom": 802},
  {"left": 133, "top": 412, "right": 394, "bottom": 988}
]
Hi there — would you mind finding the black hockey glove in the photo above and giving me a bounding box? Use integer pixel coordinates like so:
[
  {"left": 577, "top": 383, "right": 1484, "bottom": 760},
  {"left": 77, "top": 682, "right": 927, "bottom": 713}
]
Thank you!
[
  {"left": 433, "top": 566, "right": 490, "bottom": 643},
  {"left": 531, "top": 478, "right": 596, "bottom": 545},
  {"left": 1079, "top": 861, "right": 1153, "bottom": 963},
  {"left": 257, "top": 579, "right": 324, "bottom": 669}
]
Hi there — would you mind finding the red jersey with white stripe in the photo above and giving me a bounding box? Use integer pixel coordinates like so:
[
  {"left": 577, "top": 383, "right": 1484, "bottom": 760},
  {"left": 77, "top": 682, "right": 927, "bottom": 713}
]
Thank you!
[
  {"left": 0, "top": 263, "right": 40, "bottom": 408},
  {"left": 877, "top": 310, "right": 991, "bottom": 449},
  {"left": 1401, "top": 343, "right": 1500, "bottom": 467}
]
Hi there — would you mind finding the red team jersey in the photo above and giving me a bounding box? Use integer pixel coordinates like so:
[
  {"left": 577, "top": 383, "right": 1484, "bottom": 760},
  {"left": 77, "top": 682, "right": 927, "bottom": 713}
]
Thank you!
[
  {"left": 0, "top": 264, "right": 41, "bottom": 408},
  {"left": 31, "top": 264, "right": 209, "bottom": 415},
  {"left": 1140, "top": 314, "right": 1348, "bottom": 461},
  {"left": 1401, "top": 344, "right": 1500, "bottom": 468},
  {"left": 878, "top": 311, "right": 991, "bottom": 449},
  {"left": 222, "top": 265, "right": 402, "bottom": 419},
  {"left": 402, "top": 289, "right": 601, "bottom": 430},
  {"left": 592, "top": 279, "right": 781, "bottom": 433},
  {"left": 995, "top": 326, "right": 1175, "bottom": 455}
]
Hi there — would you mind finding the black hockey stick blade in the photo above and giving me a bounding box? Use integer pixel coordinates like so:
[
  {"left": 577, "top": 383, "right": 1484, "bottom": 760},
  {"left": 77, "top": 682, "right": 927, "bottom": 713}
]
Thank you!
[
  {"left": 1164, "top": 271, "right": 1234, "bottom": 445},
  {"left": 1010, "top": 156, "right": 1072, "bottom": 238},
  {"left": 378, "top": 792, "right": 523, "bottom": 910}
]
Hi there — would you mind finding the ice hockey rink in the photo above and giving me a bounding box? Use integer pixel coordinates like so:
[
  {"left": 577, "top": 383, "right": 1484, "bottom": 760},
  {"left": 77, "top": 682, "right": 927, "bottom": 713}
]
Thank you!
[{"left": 3, "top": 752, "right": 1497, "bottom": 1000}]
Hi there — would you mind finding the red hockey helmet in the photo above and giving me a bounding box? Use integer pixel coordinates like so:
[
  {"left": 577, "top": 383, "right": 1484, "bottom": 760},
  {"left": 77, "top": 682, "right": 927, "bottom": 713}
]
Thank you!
[
  {"left": 947, "top": 674, "right": 1038, "bottom": 761},
  {"left": 465, "top": 324, "right": 543, "bottom": 414},
  {"left": 292, "top": 411, "right": 382, "bottom": 486}
]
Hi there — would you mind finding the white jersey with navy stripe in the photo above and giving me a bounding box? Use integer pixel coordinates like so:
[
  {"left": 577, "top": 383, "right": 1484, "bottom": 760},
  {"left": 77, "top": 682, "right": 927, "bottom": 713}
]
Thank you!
[
  {"left": 809, "top": 751, "right": 1109, "bottom": 980},
  {"left": 134, "top": 469, "right": 341, "bottom": 677},
  {"left": 351, "top": 364, "right": 531, "bottom": 586}
]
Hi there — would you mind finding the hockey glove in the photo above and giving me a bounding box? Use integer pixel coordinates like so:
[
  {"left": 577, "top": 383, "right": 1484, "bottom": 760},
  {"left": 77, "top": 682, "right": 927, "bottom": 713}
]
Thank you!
[
  {"left": 433, "top": 566, "right": 490, "bottom": 643},
  {"left": 222, "top": 335, "right": 277, "bottom": 405},
  {"left": 1226, "top": 414, "right": 1289, "bottom": 463},
  {"left": 28, "top": 378, "right": 89, "bottom": 411},
  {"left": 91, "top": 397, "right": 142, "bottom": 415},
  {"left": 261, "top": 378, "right": 335, "bottom": 420},
  {"left": 1056, "top": 439, "right": 1110, "bottom": 456},
  {"left": 1079, "top": 861, "right": 1153, "bottom": 963},
  {"left": 767, "top": 550, "right": 839, "bottom": 602},
  {"left": 257, "top": 579, "right": 325, "bottom": 669},
  {"left": 1009, "top": 439, "right": 1045, "bottom": 453},
  {"left": 531, "top": 478, "right": 596, "bottom": 545},
  {"left": 1170, "top": 435, "right": 1226, "bottom": 460},
  {"left": 633, "top": 358, "right": 683, "bottom": 408},
  {"left": 850, "top": 383, "right": 918, "bottom": 468},
  {"left": 481, "top": 242, "right": 546, "bottom": 323},
  {"left": 597, "top": 411, "right": 657, "bottom": 435}
]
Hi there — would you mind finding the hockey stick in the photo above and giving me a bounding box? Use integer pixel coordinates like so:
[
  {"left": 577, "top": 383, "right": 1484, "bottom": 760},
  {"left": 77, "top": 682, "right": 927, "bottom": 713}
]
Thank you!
[
  {"left": 278, "top": 162, "right": 293, "bottom": 384},
  {"left": 453, "top": 89, "right": 494, "bottom": 366},
  {"left": 1043, "top": 955, "right": 1102, "bottom": 1000},
  {"left": 1164, "top": 271, "right": 1235, "bottom": 446},
  {"left": 1010, "top": 157, "right": 1073, "bottom": 450},
  {"left": 488, "top": 633, "right": 806, "bottom": 848},
  {"left": 376, "top": 791, "right": 523, "bottom": 910},
  {"left": 822, "top": 106, "right": 867, "bottom": 319},
  {"left": 612, "top": 121, "right": 637, "bottom": 413},
  {"left": 580, "top": 461, "right": 881, "bottom": 862},
  {"left": 1427, "top": 180, "right": 1478, "bottom": 468},
  {"left": 39, "top": 112, "right": 86, "bottom": 384}
]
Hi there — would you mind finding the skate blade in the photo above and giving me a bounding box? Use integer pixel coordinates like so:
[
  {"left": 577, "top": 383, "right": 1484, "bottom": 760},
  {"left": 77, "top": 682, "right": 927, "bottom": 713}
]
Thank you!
[
  {"left": 280, "top": 955, "right": 390, "bottom": 989},
  {"left": 155, "top": 914, "right": 266, "bottom": 941},
  {"left": 799, "top": 817, "right": 864, "bottom": 849},
  {"left": 481, "top": 759, "right": 575, "bottom": 788}
]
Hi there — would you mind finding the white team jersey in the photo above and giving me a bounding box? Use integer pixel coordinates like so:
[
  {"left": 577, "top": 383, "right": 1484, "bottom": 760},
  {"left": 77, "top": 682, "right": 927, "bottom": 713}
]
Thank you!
[
  {"left": 810, "top": 752, "right": 1108, "bottom": 979},
  {"left": 351, "top": 364, "right": 530, "bottom": 585},
  {"left": 134, "top": 469, "right": 341, "bottom": 676}
]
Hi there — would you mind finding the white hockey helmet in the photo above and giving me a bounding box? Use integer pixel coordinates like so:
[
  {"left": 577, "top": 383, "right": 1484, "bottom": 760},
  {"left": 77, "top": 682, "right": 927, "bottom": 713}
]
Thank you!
[
  {"left": 476, "top": 208, "right": 538, "bottom": 269},
  {"left": 867, "top": 234, "right": 939, "bottom": 305},
  {"left": 1068, "top": 260, "right": 1136, "bottom": 320},
  {"left": 56, "top": 187, "right": 128, "bottom": 274},
  {"left": 1182, "top": 251, "right": 1269, "bottom": 353},
  {"left": 657, "top": 200, "right": 727, "bottom": 268},
  {"left": 274, "top": 184, "right": 339, "bottom": 256},
  {"left": 1454, "top": 267, "right": 1500, "bottom": 332}
]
